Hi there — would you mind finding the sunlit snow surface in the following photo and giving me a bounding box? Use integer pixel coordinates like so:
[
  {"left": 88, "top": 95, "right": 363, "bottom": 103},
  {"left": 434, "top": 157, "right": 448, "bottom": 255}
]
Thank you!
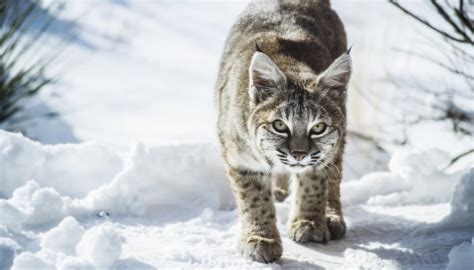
[
  {"left": 1, "top": 131, "right": 473, "bottom": 269},
  {"left": 1, "top": 0, "right": 473, "bottom": 269}
]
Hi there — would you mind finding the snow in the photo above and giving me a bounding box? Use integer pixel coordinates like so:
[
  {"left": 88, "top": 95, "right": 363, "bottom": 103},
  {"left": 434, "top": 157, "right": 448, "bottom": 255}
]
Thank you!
[
  {"left": 9, "top": 181, "right": 68, "bottom": 227},
  {"left": 11, "top": 252, "right": 54, "bottom": 270},
  {"left": 40, "top": 217, "right": 85, "bottom": 255},
  {"left": 342, "top": 148, "right": 464, "bottom": 207},
  {"left": 0, "top": 201, "right": 23, "bottom": 232},
  {"left": 447, "top": 239, "right": 474, "bottom": 270},
  {"left": 426, "top": 168, "right": 474, "bottom": 231},
  {"left": 57, "top": 257, "right": 93, "bottom": 270},
  {"left": 1, "top": 0, "right": 473, "bottom": 269},
  {"left": 80, "top": 142, "right": 233, "bottom": 218},
  {"left": 0, "top": 131, "right": 122, "bottom": 199},
  {"left": 0, "top": 237, "right": 21, "bottom": 269},
  {"left": 1, "top": 130, "right": 473, "bottom": 269},
  {"left": 8, "top": 215, "right": 121, "bottom": 269},
  {"left": 76, "top": 225, "right": 122, "bottom": 269},
  {"left": 448, "top": 168, "right": 474, "bottom": 225}
]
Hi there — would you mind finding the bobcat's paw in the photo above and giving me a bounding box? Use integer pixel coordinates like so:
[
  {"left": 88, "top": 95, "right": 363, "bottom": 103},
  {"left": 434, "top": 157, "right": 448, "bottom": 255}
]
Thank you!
[
  {"left": 289, "top": 219, "right": 330, "bottom": 243},
  {"left": 240, "top": 235, "right": 282, "bottom": 263},
  {"left": 327, "top": 214, "right": 346, "bottom": 240}
]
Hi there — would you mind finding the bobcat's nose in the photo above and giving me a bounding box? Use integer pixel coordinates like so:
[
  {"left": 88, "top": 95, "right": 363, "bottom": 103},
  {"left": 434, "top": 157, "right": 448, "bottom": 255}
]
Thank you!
[{"left": 291, "top": 151, "right": 308, "bottom": 161}]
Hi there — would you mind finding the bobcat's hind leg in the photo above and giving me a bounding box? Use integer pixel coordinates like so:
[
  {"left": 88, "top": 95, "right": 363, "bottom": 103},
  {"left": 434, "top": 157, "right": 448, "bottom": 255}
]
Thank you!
[
  {"left": 272, "top": 173, "right": 290, "bottom": 202},
  {"left": 326, "top": 174, "right": 346, "bottom": 240}
]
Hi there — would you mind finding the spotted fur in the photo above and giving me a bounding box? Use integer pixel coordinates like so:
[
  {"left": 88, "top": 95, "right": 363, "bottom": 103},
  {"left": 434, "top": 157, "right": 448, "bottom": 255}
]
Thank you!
[{"left": 215, "top": 0, "right": 350, "bottom": 263}]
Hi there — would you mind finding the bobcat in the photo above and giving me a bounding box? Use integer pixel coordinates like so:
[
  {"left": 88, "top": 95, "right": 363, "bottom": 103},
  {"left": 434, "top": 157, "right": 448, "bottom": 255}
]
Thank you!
[{"left": 215, "top": 0, "right": 350, "bottom": 263}]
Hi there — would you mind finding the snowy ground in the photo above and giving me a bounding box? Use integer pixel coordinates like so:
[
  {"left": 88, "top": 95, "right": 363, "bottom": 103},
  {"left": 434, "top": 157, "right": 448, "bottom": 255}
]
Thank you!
[
  {"left": 1, "top": 131, "right": 473, "bottom": 269},
  {"left": 1, "top": 0, "right": 473, "bottom": 269}
]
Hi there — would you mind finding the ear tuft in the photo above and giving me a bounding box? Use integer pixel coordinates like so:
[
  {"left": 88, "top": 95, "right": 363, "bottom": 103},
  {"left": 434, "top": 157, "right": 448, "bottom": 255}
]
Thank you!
[
  {"left": 346, "top": 45, "right": 353, "bottom": 54},
  {"left": 249, "top": 52, "right": 286, "bottom": 103},
  {"left": 317, "top": 52, "right": 352, "bottom": 89}
]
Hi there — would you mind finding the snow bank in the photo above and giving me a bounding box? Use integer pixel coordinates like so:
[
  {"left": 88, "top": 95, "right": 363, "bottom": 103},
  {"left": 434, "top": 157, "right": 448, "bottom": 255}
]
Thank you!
[
  {"left": 0, "top": 131, "right": 233, "bottom": 229},
  {"left": 1, "top": 130, "right": 472, "bottom": 268},
  {"left": 80, "top": 142, "right": 232, "bottom": 217},
  {"left": 1, "top": 131, "right": 469, "bottom": 228},
  {"left": 448, "top": 168, "right": 474, "bottom": 223},
  {"left": 0, "top": 131, "right": 232, "bottom": 267},
  {"left": 342, "top": 148, "right": 465, "bottom": 206},
  {"left": 0, "top": 131, "right": 122, "bottom": 199},
  {"left": 434, "top": 167, "right": 474, "bottom": 229},
  {"left": 447, "top": 238, "right": 474, "bottom": 270}
]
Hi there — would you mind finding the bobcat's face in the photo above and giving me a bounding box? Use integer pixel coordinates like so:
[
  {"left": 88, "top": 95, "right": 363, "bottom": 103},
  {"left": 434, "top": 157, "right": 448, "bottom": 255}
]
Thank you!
[
  {"left": 248, "top": 52, "right": 350, "bottom": 173},
  {"left": 252, "top": 83, "right": 343, "bottom": 173}
]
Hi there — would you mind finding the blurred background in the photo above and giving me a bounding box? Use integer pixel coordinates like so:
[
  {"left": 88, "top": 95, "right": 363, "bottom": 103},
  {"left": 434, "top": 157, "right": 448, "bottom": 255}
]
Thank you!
[{"left": 1, "top": 0, "right": 473, "bottom": 179}]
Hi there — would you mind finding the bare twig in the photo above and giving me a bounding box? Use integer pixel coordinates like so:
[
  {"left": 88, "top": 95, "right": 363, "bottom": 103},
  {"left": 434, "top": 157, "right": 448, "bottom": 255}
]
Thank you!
[
  {"left": 393, "top": 47, "right": 474, "bottom": 80},
  {"left": 388, "top": 0, "right": 473, "bottom": 44},
  {"left": 454, "top": 0, "right": 474, "bottom": 33},
  {"left": 430, "top": 0, "right": 472, "bottom": 42},
  {"left": 444, "top": 148, "right": 474, "bottom": 170}
]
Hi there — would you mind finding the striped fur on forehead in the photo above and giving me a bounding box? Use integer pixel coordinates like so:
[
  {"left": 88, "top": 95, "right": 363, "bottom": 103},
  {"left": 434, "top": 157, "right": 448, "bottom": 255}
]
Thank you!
[
  {"left": 280, "top": 81, "right": 314, "bottom": 118},
  {"left": 270, "top": 80, "right": 346, "bottom": 125}
]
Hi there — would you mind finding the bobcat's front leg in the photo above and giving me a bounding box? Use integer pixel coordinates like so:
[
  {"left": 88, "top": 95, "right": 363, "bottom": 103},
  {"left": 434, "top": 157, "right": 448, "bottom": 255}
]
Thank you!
[
  {"left": 228, "top": 168, "right": 282, "bottom": 263},
  {"left": 288, "top": 170, "right": 330, "bottom": 243}
]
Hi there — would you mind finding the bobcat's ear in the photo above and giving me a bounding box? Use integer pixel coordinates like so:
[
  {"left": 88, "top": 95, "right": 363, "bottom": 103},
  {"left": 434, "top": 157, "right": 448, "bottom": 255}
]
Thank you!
[
  {"left": 316, "top": 51, "right": 352, "bottom": 90},
  {"left": 249, "top": 52, "right": 286, "bottom": 103}
]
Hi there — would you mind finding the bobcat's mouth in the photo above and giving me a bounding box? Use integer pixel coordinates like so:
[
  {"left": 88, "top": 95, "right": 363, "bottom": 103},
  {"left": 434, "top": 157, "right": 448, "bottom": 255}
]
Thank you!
[
  {"left": 284, "top": 163, "right": 312, "bottom": 173},
  {"left": 275, "top": 153, "right": 312, "bottom": 173},
  {"left": 289, "top": 164, "right": 305, "bottom": 168}
]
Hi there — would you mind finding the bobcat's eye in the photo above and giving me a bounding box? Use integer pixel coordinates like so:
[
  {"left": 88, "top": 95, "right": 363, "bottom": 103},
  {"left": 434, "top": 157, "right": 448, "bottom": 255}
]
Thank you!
[
  {"left": 272, "top": 120, "right": 289, "bottom": 134},
  {"left": 310, "top": 122, "right": 327, "bottom": 136}
]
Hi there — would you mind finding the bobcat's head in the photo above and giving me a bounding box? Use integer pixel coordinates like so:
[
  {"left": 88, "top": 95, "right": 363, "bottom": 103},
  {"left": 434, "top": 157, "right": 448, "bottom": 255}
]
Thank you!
[{"left": 248, "top": 51, "right": 351, "bottom": 173}]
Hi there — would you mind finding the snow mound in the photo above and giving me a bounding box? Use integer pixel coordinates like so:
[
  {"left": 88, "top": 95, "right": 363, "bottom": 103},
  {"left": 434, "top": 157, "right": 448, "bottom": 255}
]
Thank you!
[
  {"left": 9, "top": 181, "right": 70, "bottom": 227},
  {"left": 0, "top": 131, "right": 122, "bottom": 199},
  {"left": 9, "top": 217, "right": 122, "bottom": 270},
  {"left": 389, "top": 148, "right": 450, "bottom": 177},
  {"left": 41, "top": 217, "right": 85, "bottom": 255},
  {"left": 80, "top": 142, "right": 232, "bottom": 217},
  {"left": 76, "top": 225, "right": 122, "bottom": 269},
  {"left": 449, "top": 168, "right": 474, "bottom": 220},
  {"left": 447, "top": 238, "right": 474, "bottom": 270},
  {"left": 0, "top": 131, "right": 233, "bottom": 229},
  {"left": 0, "top": 200, "right": 23, "bottom": 231},
  {"left": 11, "top": 252, "right": 54, "bottom": 270},
  {"left": 437, "top": 167, "right": 474, "bottom": 228},
  {"left": 57, "top": 256, "right": 94, "bottom": 270},
  {"left": 342, "top": 148, "right": 465, "bottom": 206}
]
